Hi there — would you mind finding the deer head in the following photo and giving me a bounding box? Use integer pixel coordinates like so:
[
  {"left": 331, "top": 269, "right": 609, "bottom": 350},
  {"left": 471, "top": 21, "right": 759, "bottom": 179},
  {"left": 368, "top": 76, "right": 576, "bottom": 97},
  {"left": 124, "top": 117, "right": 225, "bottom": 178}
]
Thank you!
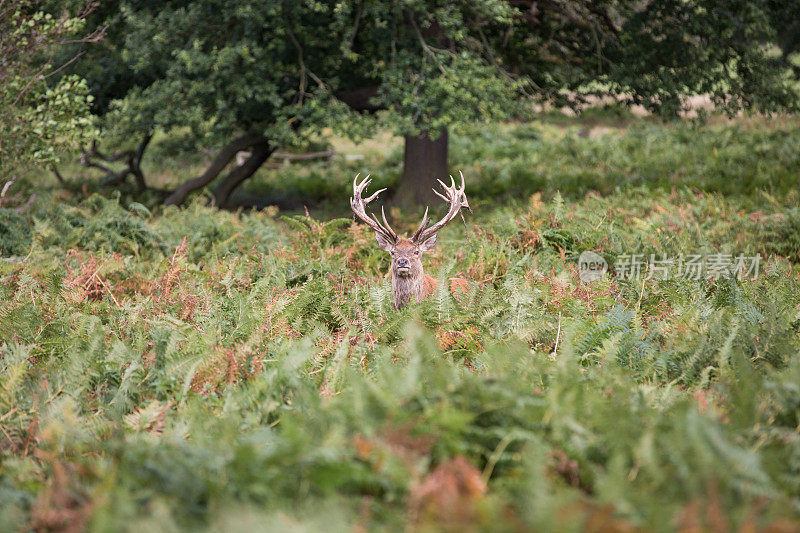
[{"left": 350, "top": 172, "right": 471, "bottom": 309}]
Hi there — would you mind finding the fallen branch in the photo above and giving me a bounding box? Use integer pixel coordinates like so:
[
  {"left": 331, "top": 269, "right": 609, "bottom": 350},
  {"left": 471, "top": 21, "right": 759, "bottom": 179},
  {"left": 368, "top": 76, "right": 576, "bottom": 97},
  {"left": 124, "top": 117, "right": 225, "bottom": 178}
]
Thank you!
[
  {"left": 272, "top": 149, "right": 335, "bottom": 161},
  {"left": 1, "top": 180, "right": 14, "bottom": 198},
  {"left": 16, "top": 193, "right": 37, "bottom": 214},
  {"left": 0, "top": 181, "right": 37, "bottom": 213},
  {"left": 238, "top": 149, "right": 334, "bottom": 166}
]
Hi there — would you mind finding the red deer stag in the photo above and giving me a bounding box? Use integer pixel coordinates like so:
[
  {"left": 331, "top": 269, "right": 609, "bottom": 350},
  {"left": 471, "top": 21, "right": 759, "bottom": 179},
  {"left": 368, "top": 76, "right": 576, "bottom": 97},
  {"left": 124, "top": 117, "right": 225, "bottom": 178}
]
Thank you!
[{"left": 350, "top": 172, "right": 471, "bottom": 309}]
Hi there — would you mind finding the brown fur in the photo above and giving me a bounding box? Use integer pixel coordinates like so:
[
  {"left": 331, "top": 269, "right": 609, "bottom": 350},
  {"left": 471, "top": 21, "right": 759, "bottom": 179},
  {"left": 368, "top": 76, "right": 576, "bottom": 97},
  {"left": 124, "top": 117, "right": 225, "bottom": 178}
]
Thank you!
[{"left": 376, "top": 236, "right": 436, "bottom": 309}]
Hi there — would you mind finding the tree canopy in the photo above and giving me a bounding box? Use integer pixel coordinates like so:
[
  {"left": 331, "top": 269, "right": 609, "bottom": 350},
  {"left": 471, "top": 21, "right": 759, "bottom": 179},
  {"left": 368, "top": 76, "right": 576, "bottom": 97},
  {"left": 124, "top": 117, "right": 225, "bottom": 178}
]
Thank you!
[
  {"left": 54, "top": 0, "right": 800, "bottom": 207},
  {"left": 1, "top": 1, "right": 101, "bottom": 181}
]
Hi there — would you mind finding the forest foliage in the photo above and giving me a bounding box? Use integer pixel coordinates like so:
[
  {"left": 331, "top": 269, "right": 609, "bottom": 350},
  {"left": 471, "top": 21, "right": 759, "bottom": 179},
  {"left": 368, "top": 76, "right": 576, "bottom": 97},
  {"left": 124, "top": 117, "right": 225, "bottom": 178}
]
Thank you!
[
  {"left": 2, "top": 117, "right": 800, "bottom": 531},
  {"left": 19, "top": 0, "right": 795, "bottom": 208},
  {"left": 1, "top": 1, "right": 100, "bottom": 179}
]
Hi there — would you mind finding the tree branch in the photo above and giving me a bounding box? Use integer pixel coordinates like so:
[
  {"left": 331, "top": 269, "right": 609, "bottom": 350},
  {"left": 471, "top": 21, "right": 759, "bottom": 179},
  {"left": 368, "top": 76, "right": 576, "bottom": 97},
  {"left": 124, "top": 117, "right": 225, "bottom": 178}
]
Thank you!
[
  {"left": 287, "top": 27, "right": 327, "bottom": 104},
  {"left": 212, "top": 141, "right": 274, "bottom": 208},
  {"left": 348, "top": 0, "right": 364, "bottom": 49},
  {"left": 407, "top": 11, "right": 448, "bottom": 75},
  {"left": 164, "top": 134, "right": 268, "bottom": 206},
  {"left": 51, "top": 166, "right": 66, "bottom": 184},
  {"left": 79, "top": 134, "right": 152, "bottom": 190},
  {"left": 588, "top": 6, "right": 620, "bottom": 35},
  {"left": 335, "top": 85, "right": 385, "bottom": 112},
  {"left": 131, "top": 134, "right": 152, "bottom": 191}
]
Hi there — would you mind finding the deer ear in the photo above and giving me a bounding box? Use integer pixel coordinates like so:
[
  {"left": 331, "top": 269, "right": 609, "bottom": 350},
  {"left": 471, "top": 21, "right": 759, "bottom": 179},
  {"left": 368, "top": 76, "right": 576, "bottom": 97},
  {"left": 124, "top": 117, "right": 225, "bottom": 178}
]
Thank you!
[
  {"left": 419, "top": 234, "right": 437, "bottom": 252},
  {"left": 375, "top": 232, "right": 394, "bottom": 252}
]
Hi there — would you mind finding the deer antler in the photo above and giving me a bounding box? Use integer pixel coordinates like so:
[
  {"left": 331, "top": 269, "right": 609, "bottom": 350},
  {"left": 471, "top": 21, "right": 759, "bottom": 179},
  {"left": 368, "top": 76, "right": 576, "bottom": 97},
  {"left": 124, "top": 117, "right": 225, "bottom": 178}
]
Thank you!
[
  {"left": 350, "top": 173, "right": 398, "bottom": 244},
  {"left": 412, "top": 170, "right": 471, "bottom": 243}
]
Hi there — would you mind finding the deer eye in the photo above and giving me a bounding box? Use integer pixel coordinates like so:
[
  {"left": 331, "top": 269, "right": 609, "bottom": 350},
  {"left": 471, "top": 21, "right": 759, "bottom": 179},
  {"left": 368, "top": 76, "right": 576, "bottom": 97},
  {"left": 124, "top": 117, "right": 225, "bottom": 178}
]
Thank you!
[{"left": 414, "top": 250, "right": 420, "bottom": 255}]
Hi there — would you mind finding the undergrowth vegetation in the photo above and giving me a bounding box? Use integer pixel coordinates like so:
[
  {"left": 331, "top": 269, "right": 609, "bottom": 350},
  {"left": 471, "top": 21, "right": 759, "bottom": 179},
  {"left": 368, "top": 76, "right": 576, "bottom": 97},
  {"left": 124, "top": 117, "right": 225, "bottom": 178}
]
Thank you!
[
  {"left": 232, "top": 115, "right": 800, "bottom": 210},
  {"left": 2, "top": 117, "right": 800, "bottom": 531}
]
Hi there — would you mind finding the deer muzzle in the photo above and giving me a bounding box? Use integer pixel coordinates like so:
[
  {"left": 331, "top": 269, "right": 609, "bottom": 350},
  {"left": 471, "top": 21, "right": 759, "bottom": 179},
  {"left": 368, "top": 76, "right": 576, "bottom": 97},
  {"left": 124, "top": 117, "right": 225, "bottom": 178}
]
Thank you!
[{"left": 396, "top": 258, "right": 410, "bottom": 275}]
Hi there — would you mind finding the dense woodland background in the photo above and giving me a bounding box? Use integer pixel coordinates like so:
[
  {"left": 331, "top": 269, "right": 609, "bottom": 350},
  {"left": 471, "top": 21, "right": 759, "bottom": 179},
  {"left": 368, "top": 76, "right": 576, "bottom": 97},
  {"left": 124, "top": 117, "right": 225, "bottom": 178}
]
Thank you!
[{"left": 2, "top": 1, "right": 800, "bottom": 531}]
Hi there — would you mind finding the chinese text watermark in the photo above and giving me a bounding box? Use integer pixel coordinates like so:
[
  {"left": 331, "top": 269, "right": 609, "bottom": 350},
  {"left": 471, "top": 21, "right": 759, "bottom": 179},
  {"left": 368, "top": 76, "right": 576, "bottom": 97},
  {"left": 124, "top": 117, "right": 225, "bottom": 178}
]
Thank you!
[{"left": 578, "top": 252, "right": 761, "bottom": 283}]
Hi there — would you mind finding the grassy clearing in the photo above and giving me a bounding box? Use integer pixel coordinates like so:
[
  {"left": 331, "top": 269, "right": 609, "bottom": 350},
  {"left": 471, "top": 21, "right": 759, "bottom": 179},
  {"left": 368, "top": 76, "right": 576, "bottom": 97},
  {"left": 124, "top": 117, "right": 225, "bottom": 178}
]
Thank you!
[
  {"left": 1, "top": 115, "right": 800, "bottom": 531},
  {"left": 33, "top": 113, "right": 800, "bottom": 214}
]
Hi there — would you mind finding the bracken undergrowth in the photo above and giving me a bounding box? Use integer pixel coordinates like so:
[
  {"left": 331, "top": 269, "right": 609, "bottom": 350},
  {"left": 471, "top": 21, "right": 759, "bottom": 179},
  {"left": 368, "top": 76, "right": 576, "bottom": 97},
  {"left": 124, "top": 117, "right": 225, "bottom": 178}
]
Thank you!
[{"left": 1, "top": 118, "right": 800, "bottom": 531}]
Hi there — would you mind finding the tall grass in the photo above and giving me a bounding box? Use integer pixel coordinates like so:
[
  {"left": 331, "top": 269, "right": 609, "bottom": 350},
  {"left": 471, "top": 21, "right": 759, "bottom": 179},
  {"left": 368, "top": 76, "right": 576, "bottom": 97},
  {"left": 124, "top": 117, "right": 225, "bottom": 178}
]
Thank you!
[{"left": 1, "top": 117, "right": 799, "bottom": 531}]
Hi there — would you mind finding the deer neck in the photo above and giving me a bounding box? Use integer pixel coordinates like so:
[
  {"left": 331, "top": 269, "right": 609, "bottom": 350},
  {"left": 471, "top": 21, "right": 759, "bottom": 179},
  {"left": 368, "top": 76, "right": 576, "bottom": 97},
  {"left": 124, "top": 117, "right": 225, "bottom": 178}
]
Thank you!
[{"left": 392, "top": 268, "right": 424, "bottom": 309}]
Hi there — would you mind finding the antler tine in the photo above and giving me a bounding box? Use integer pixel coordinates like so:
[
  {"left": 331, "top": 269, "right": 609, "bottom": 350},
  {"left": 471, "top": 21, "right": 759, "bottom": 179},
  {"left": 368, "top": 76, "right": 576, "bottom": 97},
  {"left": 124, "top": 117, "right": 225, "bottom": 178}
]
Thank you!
[
  {"left": 350, "top": 173, "right": 398, "bottom": 243},
  {"left": 433, "top": 187, "right": 449, "bottom": 203},
  {"left": 432, "top": 177, "right": 452, "bottom": 203},
  {"left": 414, "top": 172, "right": 471, "bottom": 243},
  {"left": 352, "top": 172, "right": 364, "bottom": 193},
  {"left": 370, "top": 212, "right": 392, "bottom": 235},
  {"left": 459, "top": 170, "right": 472, "bottom": 213},
  {"left": 365, "top": 188, "right": 386, "bottom": 203},
  {"left": 381, "top": 206, "right": 398, "bottom": 240},
  {"left": 354, "top": 173, "right": 371, "bottom": 194},
  {"left": 411, "top": 206, "right": 430, "bottom": 241}
]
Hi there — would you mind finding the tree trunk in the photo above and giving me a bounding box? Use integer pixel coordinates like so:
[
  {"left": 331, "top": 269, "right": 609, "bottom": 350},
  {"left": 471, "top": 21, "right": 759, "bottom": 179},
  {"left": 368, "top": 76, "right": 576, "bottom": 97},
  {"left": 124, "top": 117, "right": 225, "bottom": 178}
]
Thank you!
[
  {"left": 164, "top": 133, "right": 267, "bottom": 206},
  {"left": 394, "top": 127, "right": 448, "bottom": 209},
  {"left": 212, "top": 141, "right": 273, "bottom": 208},
  {"left": 131, "top": 134, "right": 152, "bottom": 191}
]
